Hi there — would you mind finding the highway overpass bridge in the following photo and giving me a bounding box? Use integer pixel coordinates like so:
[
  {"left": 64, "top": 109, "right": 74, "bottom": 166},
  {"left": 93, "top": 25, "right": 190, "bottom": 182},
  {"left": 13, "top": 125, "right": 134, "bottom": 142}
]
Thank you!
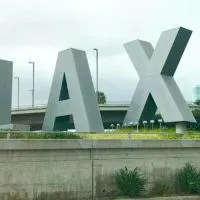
[
  {"left": 11, "top": 104, "right": 128, "bottom": 130},
  {"left": 11, "top": 102, "right": 198, "bottom": 131}
]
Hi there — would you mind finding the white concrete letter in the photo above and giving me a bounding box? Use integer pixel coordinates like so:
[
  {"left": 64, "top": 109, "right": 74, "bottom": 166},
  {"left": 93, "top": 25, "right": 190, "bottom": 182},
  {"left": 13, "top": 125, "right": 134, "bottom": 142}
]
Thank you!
[{"left": 42, "top": 48, "right": 104, "bottom": 132}]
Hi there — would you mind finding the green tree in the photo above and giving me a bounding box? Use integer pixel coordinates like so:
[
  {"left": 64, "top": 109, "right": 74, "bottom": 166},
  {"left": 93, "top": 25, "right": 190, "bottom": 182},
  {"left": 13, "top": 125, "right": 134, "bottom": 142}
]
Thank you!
[
  {"left": 96, "top": 91, "right": 106, "bottom": 104},
  {"left": 195, "top": 99, "right": 200, "bottom": 106},
  {"left": 187, "top": 109, "right": 200, "bottom": 131},
  {"left": 192, "top": 109, "right": 200, "bottom": 122}
]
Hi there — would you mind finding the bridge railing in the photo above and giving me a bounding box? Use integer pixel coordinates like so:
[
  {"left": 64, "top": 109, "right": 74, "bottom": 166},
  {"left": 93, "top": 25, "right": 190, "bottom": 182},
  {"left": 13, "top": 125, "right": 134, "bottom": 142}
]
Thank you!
[
  {"left": 12, "top": 101, "right": 131, "bottom": 110},
  {"left": 12, "top": 104, "right": 47, "bottom": 110}
]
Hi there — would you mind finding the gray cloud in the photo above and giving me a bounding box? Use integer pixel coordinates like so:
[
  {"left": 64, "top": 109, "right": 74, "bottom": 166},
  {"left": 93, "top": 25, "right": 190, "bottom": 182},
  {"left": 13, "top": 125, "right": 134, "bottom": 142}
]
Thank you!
[{"left": 0, "top": 0, "right": 199, "bottom": 107}]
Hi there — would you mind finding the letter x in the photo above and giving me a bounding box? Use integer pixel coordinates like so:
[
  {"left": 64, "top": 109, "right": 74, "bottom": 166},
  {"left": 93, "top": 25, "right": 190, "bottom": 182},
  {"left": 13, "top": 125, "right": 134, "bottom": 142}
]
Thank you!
[{"left": 124, "top": 27, "right": 196, "bottom": 124}]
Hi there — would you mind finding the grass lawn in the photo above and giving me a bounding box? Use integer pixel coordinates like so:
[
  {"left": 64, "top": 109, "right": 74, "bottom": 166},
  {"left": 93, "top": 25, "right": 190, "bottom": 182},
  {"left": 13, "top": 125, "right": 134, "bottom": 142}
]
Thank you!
[
  {"left": 80, "top": 132, "right": 200, "bottom": 140},
  {"left": 80, "top": 128, "right": 200, "bottom": 140}
]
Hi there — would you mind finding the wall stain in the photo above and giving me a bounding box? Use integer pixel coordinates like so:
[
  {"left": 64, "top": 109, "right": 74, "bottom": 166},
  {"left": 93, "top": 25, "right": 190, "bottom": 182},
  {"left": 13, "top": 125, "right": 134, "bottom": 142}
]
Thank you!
[
  {"left": 0, "top": 191, "right": 91, "bottom": 200},
  {"left": 95, "top": 172, "right": 119, "bottom": 199}
]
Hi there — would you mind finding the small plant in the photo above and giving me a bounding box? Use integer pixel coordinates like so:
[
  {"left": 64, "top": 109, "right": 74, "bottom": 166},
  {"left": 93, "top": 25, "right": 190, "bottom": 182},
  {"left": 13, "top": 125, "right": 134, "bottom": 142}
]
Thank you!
[
  {"left": 176, "top": 162, "right": 200, "bottom": 194},
  {"left": 115, "top": 166, "right": 146, "bottom": 197}
]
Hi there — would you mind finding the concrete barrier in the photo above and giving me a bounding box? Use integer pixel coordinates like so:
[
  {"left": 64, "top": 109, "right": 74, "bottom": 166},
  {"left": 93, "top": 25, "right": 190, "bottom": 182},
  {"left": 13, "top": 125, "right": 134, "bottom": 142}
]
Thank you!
[{"left": 0, "top": 139, "right": 200, "bottom": 200}]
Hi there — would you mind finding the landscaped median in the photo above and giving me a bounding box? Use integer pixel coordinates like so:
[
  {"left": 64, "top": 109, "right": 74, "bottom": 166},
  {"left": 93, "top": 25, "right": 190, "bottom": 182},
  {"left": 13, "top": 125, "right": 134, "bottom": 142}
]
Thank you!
[
  {"left": 81, "top": 132, "right": 200, "bottom": 140},
  {"left": 1, "top": 130, "right": 200, "bottom": 140}
]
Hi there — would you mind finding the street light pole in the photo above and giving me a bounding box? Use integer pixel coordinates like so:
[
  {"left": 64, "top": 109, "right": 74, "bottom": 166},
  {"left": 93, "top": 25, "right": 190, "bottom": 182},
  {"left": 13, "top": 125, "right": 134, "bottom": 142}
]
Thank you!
[
  {"left": 14, "top": 77, "right": 19, "bottom": 108},
  {"left": 93, "top": 48, "right": 99, "bottom": 104},
  {"left": 28, "top": 61, "right": 35, "bottom": 107}
]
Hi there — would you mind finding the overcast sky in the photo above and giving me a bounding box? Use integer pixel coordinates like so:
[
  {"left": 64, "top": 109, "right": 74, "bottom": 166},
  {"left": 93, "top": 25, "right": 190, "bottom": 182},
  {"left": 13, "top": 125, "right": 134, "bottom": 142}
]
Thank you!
[{"left": 0, "top": 0, "right": 199, "bottom": 107}]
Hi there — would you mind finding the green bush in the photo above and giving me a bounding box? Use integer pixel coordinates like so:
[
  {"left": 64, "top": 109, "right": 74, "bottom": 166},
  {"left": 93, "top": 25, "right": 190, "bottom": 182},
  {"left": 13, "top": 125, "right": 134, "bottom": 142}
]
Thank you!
[
  {"left": 115, "top": 167, "right": 146, "bottom": 197},
  {"left": 0, "top": 132, "right": 82, "bottom": 139},
  {"left": 176, "top": 162, "right": 200, "bottom": 194}
]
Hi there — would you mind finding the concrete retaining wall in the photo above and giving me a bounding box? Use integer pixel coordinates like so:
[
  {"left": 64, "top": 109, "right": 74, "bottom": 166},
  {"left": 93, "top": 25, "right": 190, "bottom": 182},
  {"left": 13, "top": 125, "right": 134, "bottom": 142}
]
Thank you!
[{"left": 1, "top": 139, "right": 200, "bottom": 200}]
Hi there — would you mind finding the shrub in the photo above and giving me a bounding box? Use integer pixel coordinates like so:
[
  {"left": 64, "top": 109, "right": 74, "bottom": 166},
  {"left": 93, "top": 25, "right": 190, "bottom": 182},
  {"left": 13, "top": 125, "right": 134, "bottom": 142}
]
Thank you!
[
  {"left": 0, "top": 132, "right": 82, "bottom": 139},
  {"left": 115, "top": 166, "right": 146, "bottom": 197},
  {"left": 176, "top": 162, "right": 200, "bottom": 194}
]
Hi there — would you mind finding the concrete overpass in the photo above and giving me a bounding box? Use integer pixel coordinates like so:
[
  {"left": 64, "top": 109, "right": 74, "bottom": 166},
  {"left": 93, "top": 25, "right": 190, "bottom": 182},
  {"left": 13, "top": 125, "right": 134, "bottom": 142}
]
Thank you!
[
  {"left": 11, "top": 102, "right": 198, "bottom": 131},
  {"left": 11, "top": 104, "right": 128, "bottom": 130}
]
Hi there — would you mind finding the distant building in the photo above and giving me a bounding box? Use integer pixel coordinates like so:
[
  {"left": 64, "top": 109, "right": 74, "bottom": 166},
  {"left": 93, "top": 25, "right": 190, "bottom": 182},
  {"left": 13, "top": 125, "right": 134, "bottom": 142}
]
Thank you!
[{"left": 193, "top": 85, "right": 200, "bottom": 101}]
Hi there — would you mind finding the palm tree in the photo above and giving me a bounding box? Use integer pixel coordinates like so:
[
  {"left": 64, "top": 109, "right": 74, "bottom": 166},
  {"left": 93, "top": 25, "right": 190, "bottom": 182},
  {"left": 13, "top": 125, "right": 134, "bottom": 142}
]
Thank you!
[{"left": 96, "top": 91, "right": 106, "bottom": 104}]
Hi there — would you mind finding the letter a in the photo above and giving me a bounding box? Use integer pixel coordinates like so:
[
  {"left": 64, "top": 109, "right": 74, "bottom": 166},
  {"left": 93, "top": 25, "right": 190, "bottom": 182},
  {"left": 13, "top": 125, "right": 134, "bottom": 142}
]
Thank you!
[{"left": 42, "top": 48, "right": 104, "bottom": 132}]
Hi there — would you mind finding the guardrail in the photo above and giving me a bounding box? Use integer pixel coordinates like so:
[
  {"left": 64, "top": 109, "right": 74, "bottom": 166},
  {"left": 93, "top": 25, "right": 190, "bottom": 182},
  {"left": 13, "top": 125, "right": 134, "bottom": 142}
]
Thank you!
[
  {"left": 12, "top": 101, "right": 199, "bottom": 111},
  {"left": 12, "top": 104, "right": 47, "bottom": 110},
  {"left": 12, "top": 102, "right": 131, "bottom": 110}
]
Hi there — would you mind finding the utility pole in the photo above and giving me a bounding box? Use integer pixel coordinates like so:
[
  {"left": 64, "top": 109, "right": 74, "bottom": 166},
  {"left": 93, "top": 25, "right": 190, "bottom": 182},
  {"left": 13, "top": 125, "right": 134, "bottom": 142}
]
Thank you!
[
  {"left": 28, "top": 61, "right": 35, "bottom": 107},
  {"left": 93, "top": 48, "right": 99, "bottom": 103},
  {"left": 14, "top": 77, "right": 20, "bottom": 108}
]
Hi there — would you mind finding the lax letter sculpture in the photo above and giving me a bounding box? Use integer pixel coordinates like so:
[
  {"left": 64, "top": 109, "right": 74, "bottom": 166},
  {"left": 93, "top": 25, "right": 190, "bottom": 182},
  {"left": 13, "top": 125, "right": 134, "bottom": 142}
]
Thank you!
[
  {"left": 42, "top": 48, "right": 104, "bottom": 132},
  {"left": 0, "top": 60, "right": 13, "bottom": 126},
  {"left": 124, "top": 27, "right": 196, "bottom": 133}
]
